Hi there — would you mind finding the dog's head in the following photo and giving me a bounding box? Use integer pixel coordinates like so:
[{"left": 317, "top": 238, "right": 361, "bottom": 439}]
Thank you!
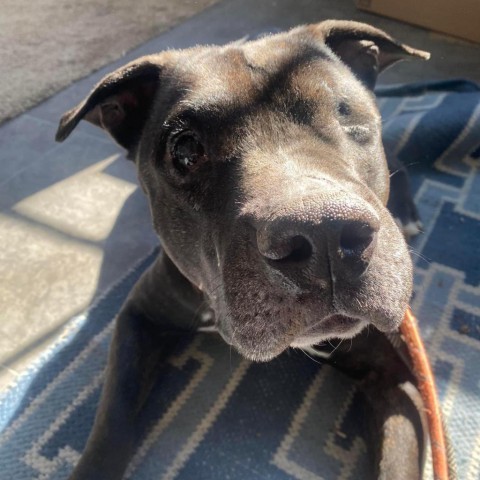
[{"left": 57, "top": 21, "right": 429, "bottom": 361}]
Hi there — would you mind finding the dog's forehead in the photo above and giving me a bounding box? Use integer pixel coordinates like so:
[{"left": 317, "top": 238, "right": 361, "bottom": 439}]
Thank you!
[{"left": 173, "top": 35, "right": 357, "bottom": 111}]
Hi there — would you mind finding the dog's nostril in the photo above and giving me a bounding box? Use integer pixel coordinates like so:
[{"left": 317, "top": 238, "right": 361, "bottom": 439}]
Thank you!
[
  {"left": 339, "top": 222, "right": 376, "bottom": 258},
  {"left": 279, "top": 235, "right": 313, "bottom": 263},
  {"left": 259, "top": 233, "right": 313, "bottom": 263}
]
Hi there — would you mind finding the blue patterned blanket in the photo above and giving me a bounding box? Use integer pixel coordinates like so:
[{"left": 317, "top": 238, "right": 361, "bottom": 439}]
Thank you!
[{"left": 1, "top": 81, "right": 479, "bottom": 479}]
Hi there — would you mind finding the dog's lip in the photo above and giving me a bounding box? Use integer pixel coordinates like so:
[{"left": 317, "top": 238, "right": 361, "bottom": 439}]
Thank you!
[{"left": 296, "top": 313, "right": 363, "bottom": 339}]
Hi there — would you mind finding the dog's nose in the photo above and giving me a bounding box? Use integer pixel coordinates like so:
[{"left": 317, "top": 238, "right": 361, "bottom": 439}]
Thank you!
[
  {"left": 338, "top": 220, "right": 377, "bottom": 262},
  {"left": 256, "top": 201, "right": 379, "bottom": 278}
]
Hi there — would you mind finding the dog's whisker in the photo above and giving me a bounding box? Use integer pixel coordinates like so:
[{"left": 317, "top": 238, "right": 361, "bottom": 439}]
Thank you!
[
  {"left": 328, "top": 338, "right": 345, "bottom": 356},
  {"left": 298, "top": 347, "right": 324, "bottom": 365},
  {"left": 408, "top": 247, "right": 430, "bottom": 264}
]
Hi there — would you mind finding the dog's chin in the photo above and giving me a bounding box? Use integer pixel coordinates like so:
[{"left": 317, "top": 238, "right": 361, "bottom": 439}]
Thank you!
[
  {"left": 234, "top": 345, "right": 288, "bottom": 363},
  {"left": 214, "top": 323, "right": 284, "bottom": 362},
  {"left": 219, "top": 313, "right": 370, "bottom": 363}
]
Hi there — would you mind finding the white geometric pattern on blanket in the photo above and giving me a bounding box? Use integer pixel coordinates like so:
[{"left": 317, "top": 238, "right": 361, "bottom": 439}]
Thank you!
[{"left": 272, "top": 368, "right": 368, "bottom": 480}]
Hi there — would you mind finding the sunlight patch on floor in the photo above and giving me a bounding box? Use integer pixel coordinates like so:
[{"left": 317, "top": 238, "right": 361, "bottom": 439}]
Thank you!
[{"left": 12, "top": 154, "right": 136, "bottom": 242}]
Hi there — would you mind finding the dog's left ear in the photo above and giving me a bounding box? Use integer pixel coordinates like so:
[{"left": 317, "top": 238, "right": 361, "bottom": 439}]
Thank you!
[
  {"left": 56, "top": 55, "right": 163, "bottom": 158},
  {"left": 313, "top": 20, "right": 430, "bottom": 89}
]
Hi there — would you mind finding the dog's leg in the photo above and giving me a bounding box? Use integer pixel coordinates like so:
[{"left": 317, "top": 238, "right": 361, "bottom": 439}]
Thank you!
[
  {"left": 68, "top": 307, "right": 181, "bottom": 479},
  {"left": 386, "top": 151, "right": 423, "bottom": 240},
  {"left": 324, "top": 329, "right": 426, "bottom": 479},
  {"left": 68, "top": 252, "right": 203, "bottom": 480},
  {"left": 362, "top": 372, "right": 426, "bottom": 479}
]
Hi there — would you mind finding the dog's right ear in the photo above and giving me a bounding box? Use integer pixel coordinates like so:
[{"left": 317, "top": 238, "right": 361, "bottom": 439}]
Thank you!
[{"left": 56, "top": 56, "right": 162, "bottom": 157}]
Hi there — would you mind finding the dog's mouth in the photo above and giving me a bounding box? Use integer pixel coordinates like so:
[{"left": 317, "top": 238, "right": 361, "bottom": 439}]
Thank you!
[
  {"left": 290, "top": 314, "right": 367, "bottom": 348},
  {"left": 215, "top": 303, "right": 368, "bottom": 362}
]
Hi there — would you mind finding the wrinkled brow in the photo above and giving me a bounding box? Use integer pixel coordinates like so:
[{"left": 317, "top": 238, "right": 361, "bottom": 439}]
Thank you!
[{"left": 159, "top": 44, "right": 342, "bottom": 140}]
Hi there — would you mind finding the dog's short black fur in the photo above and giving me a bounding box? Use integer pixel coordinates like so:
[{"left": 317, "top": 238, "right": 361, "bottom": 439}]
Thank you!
[{"left": 57, "top": 21, "right": 430, "bottom": 479}]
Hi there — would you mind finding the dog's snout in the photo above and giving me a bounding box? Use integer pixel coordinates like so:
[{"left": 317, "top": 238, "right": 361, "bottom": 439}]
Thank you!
[{"left": 256, "top": 199, "right": 379, "bottom": 281}]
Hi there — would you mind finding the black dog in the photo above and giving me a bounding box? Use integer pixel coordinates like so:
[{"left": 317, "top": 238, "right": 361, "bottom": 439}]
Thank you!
[{"left": 57, "top": 20, "right": 430, "bottom": 479}]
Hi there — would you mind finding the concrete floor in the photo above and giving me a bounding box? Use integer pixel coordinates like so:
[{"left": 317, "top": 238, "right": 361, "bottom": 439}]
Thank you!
[{"left": 1, "top": 0, "right": 479, "bottom": 392}]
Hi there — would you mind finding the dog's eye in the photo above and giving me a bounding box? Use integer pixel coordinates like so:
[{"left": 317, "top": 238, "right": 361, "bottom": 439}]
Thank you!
[
  {"left": 171, "top": 132, "right": 206, "bottom": 173},
  {"left": 337, "top": 101, "right": 351, "bottom": 116}
]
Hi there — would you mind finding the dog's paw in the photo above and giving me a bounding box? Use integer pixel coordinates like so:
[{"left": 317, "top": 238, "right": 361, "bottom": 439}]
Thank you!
[
  {"left": 389, "top": 192, "right": 423, "bottom": 240},
  {"left": 395, "top": 217, "right": 423, "bottom": 241}
]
